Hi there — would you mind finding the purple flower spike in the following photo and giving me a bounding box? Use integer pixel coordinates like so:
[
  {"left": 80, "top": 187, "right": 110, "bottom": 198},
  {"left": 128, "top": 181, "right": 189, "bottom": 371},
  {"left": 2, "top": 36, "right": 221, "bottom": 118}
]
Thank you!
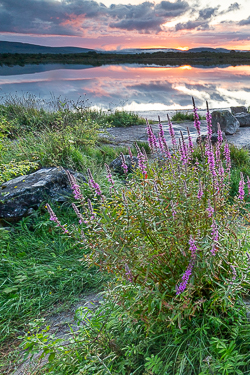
[
  {"left": 207, "top": 141, "right": 217, "bottom": 177},
  {"left": 217, "top": 122, "right": 223, "bottom": 144},
  {"left": 238, "top": 172, "right": 245, "bottom": 201},
  {"left": 120, "top": 153, "right": 128, "bottom": 174},
  {"left": 135, "top": 143, "right": 147, "bottom": 176},
  {"left": 192, "top": 97, "right": 201, "bottom": 136},
  {"left": 46, "top": 203, "right": 69, "bottom": 234},
  {"left": 167, "top": 114, "right": 176, "bottom": 146},
  {"left": 207, "top": 199, "right": 214, "bottom": 217},
  {"left": 176, "top": 236, "right": 197, "bottom": 295},
  {"left": 105, "top": 163, "right": 115, "bottom": 191},
  {"left": 206, "top": 101, "right": 212, "bottom": 139},
  {"left": 72, "top": 203, "right": 84, "bottom": 225},
  {"left": 187, "top": 127, "right": 194, "bottom": 153},
  {"left": 66, "top": 170, "right": 84, "bottom": 201},
  {"left": 87, "top": 168, "right": 102, "bottom": 196},
  {"left": 146, "top": 120, "right": 158, "bottom": 151},
  {"left": 128, "top": 146, "right": 133, "bottom": 160}
]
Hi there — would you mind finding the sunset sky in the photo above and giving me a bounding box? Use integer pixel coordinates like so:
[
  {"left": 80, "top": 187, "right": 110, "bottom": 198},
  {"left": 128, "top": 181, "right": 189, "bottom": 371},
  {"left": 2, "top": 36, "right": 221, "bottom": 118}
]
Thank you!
[{"left": 0, "top": 0, "right": 250, "bottom": 51}]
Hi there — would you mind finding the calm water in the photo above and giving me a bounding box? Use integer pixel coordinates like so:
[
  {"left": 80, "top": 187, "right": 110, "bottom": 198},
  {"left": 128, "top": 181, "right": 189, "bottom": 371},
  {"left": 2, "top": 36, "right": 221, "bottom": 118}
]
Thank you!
[{"left": 0, "top": 63, "right": 249, "bottom": 118}]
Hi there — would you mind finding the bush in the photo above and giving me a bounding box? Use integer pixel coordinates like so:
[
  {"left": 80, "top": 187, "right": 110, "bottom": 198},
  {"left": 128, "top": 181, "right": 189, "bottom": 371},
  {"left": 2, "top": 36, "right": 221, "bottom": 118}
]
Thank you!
[{"left": 20, "top": 100, "right": 250, "bottom": 373}]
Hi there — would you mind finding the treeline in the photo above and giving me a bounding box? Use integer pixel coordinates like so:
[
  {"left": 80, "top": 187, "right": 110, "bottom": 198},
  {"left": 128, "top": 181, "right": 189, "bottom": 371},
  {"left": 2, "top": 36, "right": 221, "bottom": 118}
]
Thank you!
[{"left": 1, "top": 50, "right": 250, "bottom": 67}]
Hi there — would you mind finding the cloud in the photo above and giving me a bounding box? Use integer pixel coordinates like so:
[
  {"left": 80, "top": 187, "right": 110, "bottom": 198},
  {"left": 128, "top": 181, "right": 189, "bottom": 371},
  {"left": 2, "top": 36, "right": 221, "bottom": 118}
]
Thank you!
[
  {"left": 0, "top": 0, "right": 190, "bottom": 35},
  {"left": 175, "top": 2, "right": 241, "bottom": 32},
  {"left": 239, "top": 16, "right": 250, "bottom": 26}
]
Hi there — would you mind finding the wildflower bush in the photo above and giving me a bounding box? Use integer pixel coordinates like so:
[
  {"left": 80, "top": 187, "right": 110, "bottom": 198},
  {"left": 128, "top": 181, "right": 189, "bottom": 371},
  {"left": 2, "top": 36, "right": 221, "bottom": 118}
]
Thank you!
[
  {"left": 53, "top": 99, "right": 250, "bottom": 325},
  {"left": 23, "top": 98, "right": 250, "bottom": 374}
]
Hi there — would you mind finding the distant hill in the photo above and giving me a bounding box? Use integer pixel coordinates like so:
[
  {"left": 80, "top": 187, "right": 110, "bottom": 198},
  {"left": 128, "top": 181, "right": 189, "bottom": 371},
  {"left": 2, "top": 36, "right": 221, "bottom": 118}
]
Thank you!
[
  {"left": 187, "top": 47, "right": 230, "bottom": 53},
  {"left": 0, "top": 41, "right": 95, "bottom": 54}
]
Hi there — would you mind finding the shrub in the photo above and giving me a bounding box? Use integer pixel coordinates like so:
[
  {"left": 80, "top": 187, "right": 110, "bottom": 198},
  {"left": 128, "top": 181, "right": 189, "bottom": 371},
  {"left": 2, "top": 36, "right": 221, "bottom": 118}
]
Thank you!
[
  {"left": 46, "top": 100, "right": 250, "bottom": 323},
  {"left": 23, "top": 98, "right": 250, "bottom": 373}
]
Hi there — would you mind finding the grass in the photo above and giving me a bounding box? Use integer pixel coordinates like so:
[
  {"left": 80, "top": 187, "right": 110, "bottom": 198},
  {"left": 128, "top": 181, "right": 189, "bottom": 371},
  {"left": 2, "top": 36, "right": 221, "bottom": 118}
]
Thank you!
[
  {"left": 171, "top": 111, "right": 206, "bottom": 122},
  {"left": 0, "top": 208, "right": 104, "bottom": 344}
]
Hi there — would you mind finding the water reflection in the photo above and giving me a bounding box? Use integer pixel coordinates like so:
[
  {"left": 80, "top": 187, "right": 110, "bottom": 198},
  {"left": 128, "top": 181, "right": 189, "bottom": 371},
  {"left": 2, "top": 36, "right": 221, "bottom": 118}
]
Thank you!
[{"left": 0, "top": 63, "right": 249, "bottom": 112}]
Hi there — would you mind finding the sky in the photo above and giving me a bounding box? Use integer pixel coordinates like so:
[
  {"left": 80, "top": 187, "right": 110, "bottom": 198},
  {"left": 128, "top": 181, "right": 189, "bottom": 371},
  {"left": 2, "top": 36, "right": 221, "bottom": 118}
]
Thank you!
[{"left": 0, "top": 0, "right": 250, "bottom": 50}]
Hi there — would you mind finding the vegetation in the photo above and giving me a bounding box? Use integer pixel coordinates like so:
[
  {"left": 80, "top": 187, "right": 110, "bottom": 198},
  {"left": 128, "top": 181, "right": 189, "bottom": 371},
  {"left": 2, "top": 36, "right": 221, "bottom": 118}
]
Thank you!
[
  {"left": 171, "top": 111, "right": 206, "bottom": 122},
  {"left": 18, "top": 103, "right": 250, "bottom": 374},
  {"left": 2, "top": 96, "right": 250, "bottom": 374},
  {"left": 2, "top": 50, "right": 250, "bottom": 68}
]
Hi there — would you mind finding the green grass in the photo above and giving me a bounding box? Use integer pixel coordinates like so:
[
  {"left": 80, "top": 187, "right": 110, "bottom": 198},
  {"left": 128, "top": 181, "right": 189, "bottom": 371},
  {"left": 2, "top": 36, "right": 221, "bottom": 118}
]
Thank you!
[
  {"left": 0, "top": 207, "right": 104, "bottom": 346},
  {"left": 171, "top": 111, "right": 206, "bottom": 122}
]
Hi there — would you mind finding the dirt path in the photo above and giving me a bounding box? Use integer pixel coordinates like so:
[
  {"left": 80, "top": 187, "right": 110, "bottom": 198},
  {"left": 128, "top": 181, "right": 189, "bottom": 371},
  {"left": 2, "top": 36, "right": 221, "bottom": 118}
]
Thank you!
[
  {"left": 9, "top": 292, "right": 103, "bottom": 375},
  {"left": 103, "top": 120, "right": 250, "bottom": 149}
]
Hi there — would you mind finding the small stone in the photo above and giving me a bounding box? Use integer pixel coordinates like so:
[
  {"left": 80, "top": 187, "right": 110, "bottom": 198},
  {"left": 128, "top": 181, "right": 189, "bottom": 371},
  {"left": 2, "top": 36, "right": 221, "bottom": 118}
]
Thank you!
[{"left": 109, "top": 155, "right": 138, "bottom": 175}]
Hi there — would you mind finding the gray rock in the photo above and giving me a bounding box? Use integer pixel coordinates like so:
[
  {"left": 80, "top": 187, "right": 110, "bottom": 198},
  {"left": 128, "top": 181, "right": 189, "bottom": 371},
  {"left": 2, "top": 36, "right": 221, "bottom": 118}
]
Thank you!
[
  {"left": 109, "top": 155, "right": 138, "bottom": 175},
  {"left": 0, "top": 167, "right": 86, "bottom": 222},
  {"left": 230, "top": 106, "right": 248, "bottom": 115},
  {"left": 234, "top": 112, "right": 250, "bottom": 127},
  {"left": 211, "top": 110, "right": 240, "bottom": 135}
]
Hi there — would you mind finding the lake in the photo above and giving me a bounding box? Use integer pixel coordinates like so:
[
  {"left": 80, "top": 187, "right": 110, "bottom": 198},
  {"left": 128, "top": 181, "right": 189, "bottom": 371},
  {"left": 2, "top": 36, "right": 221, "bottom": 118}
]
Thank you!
[{"left": 0, "top": 63, "right": 250, "bottom": 120}]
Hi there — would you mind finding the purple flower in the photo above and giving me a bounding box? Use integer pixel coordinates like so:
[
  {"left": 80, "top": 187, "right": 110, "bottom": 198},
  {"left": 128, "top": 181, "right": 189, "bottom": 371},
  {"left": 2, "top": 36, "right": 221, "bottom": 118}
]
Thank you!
[
  {"left": 66, "top": 170, "right": 84, "bottom": 201},
  {"left": 207, "top": 199, "right": 214, "bottom": 217},
  {"left": 207, "top": 141, "right": 217, "bottom": 177},
  {"left": 206, "top": 101, "right": 212, "bottom": 139},
  {"left": 167, "top": 114, "right": 176, "bottom": 146},
  {"left": 192, "top": 97, "right": 201, "bottom": 136},
  {"left": 187, "top": 127, "right": 194, "bottom": 153},
  {"left": 215, "top": 142, "right": 221, "bottom": 167},
  {"left": 87, "top": 168, "right": 102, "bottom": 196},
  {"left": 176, "top": 236, "right": 197, "bottom": 295},
  {"left": 105, "top": 163, "right": 115, "bottom": 191},
  {"left": 46, "top": 203, "right": 69, "bottom": 234},
  {"left": 146, "top": 120, "right": 158, "bottom": 151},
  {"left": 72, "top": 203, "right": 84, "bottom": 224},
  {"left": 238, "top": 172, "right": 245, "bottom": 200},
  {"left": 128, "top": 146, "right": 133, "bottom": 160},
  {"left": 120, "top": 153, "right": 128, "bottom": 174},
  {"left": 135, "top": 143, "right": 147, "bottom": 175},
  {"left": 217, "top": 122, "right": 223, "bottom": 144}
]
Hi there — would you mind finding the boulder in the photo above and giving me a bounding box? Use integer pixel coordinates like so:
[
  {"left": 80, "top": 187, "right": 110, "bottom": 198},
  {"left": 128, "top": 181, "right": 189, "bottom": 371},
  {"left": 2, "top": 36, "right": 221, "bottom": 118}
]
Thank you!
[
  {"left": 234, "top": 112, "right": 250, "bottom": 127},
  {"left": 0, "top": 167, "right": 86, "bottom": 223},
  {"left": 109, "top": 155, "right": 138, "bottom": 175},
  {"left": 230, "top": 106, "right": 248, "bottom": 115},
  {"left": 211, "top": 110, "right": 240, "bottom": 135}
]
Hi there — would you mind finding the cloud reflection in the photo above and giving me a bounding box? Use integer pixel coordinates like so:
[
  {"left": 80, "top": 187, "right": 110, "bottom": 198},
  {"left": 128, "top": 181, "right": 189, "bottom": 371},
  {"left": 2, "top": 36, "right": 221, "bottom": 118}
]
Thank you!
[{"left": 0, "top": 64, "right": 250, "bottom": 111}]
